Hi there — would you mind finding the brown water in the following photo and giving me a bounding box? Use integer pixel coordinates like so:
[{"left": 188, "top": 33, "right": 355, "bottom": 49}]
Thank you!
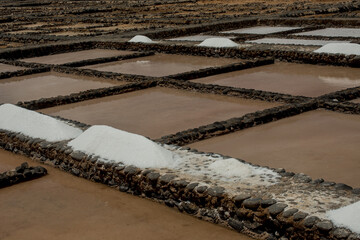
[
  {"left": 192, "top": 62, "right": 360, "bottom": 97},
  {"left": 0, "top": 72, "right": 123, "bottom": 104},
  {"left": 81, "top": 54, "right": 238, "bottom": 77},
  {"left": 22, "top": 49, "right": 136, "bottom": 65},
  {"left": 40, "top": 87, "right": 279, "bottom": 139},
  {"left": 189, "top": 109, "right": 360, "bottom": 187},
  {"left": 0, "top": 150, "right": 251, "bottom": 240},
  {"left": 0, "top": 63, "right": 27, "bottom": 73}
]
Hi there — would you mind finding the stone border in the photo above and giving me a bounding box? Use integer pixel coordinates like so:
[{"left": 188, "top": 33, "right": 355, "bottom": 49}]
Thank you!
[
  {"left": 321, "top": 101, "right": 360, "bottom": 115},
  {"left": 0, "top": 162, "right": 47, "bottom": 188},
  {"left": 16, "top": 81, "right": 158, "bottom": 110},
  {"left": 0, "top": 129, "right": 358, "bottom": 240},
  {"left": 0, "top": 66, "right": 50, "bottom": 80},
  {"left": 157, "top": 100, "right": 318, "bottom": 145}
]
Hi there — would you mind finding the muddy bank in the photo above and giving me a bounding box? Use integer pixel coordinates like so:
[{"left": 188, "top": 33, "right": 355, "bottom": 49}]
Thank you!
[{"left": 0, "top": 149, "right": 251, "bottom": 240}]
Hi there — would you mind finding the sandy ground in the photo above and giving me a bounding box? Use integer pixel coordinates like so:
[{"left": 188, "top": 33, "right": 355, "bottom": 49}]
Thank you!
[
  {"left": 0, "top": 149, "right": 252, "bottom": 240},
  {"left": 40, "top": 87, "right": 279, "bottom": 139},
  {"left": 189, "top": 109, "right": 360, "bottom": 187}
]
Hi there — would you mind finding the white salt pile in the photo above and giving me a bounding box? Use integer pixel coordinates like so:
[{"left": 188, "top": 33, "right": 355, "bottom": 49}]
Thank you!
[
  {"left": 246, "top": 38, "right": 350, "bottom": 46},
  {"left": 68, "top": 125, "right": 176, "bottom": 169},
  {"left": 128, "top": 35, "right": 154, "bottom": 43},
  {"left": 314, "top": 43, "right": 360, "bottom": 55},
  {"left": 198, "top": 38, "right": 239, "bottom": 48},
  {"left": 0, "top": 104, "right": 82, "bottom": 142},
  {"left": 169, "top": 34, "right": 234, "bottom": 42},
  {"left": 326, "top": 201, "right": 360, "bottom": 234}
]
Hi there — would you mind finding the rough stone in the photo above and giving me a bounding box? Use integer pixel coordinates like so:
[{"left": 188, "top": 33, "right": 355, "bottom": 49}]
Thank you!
[
  {"left": 70, "top": 151, "right": 86, "bottom": 161},
  {"left": 159, "top": 174, "right": 176, "bottom": 185},
  {"left": 282, "top": 208, "right": 298, "bottom": 218},
  {"left": 335, "top": 183, "right": 353, "bottom": 191},
  {"left": 303, "top": 216, "right": 319, "bottom": 228},
  {"left": 261, "top": 199, "right": 277, "bottom": 208},
  {"left": 196, "top": 185, "right": 208, "bottom": 194},
  {"left": 332, "top": 228, "right": 350, "bottom": 239},
  {"left": 234, "top": 193, "right": 251, "bottom": 207},
  {"left": 293, "top": 211, "right": 308, "bottom": 221},
  {"left": 207, "top": 186, "right": 225, "bottom": 197},
  {"left": 228, "top": 218, "right": 244, "bottom": 232},
  {"left": 268, "top": 203, "right": 288, "bottom": 216},
  {"left": 316, "top": 221, "right": 333, "bottom": 232},
  {"left": 243, "top": 198, "right": 261, "bottom": 210},
  {"left": 147, "top": 172, "right": 160, "bottom": 182}
]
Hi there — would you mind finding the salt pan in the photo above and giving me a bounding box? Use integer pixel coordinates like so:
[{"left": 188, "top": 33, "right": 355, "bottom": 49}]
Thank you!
[
  {"left": 326, "top": 201, "right": 360, "bottom": 234},
  {"left": 68, "top": 125, "right": 176, "bottom": 169},
  {"left": 0, "top": 104, "right": 82, "bottom": 142},
  {"left": 314, "top": 43, "right": 360, "bottom": 55}
]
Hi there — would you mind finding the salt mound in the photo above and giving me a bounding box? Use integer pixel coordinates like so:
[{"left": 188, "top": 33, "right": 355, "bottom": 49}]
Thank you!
[
  {"left": 209, "top": 158, "right": 278, "bottom": 179},
  {"left": 0, "top": 104, "right": 82, "bottom": 142},
  {"left": 326, "top": 201, "right": 360, "bottom": 234},
  {"left": 128, "top": 35, "right": 154, "bottom": 43},
  {"left": 68, "top": 125, "right": 176, "bottom": 169},
  {"left": 198, "top": 38, "right": 239, "bottom": 48},
  {"left": 314, "top": 43, "right": 360, "bottom": 55}
]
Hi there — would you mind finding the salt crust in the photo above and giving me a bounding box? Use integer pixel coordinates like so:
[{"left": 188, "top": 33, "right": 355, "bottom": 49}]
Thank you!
[
  {"left": 294, "top": 28, "right": 360, "bottom": 38},
  {"left": 68, "top": 125, "right": 176, "bottom": 169},
  {"left": 327, "top": 201, "right": 360, "bottom": 234},
  {"left": 221, "top": 26, "right": 301, "bottom": 35},
  {"left": 0, "top": 104, "right": 82, "bottom": 142},
  {"left": 314, "top": 43, "right": 360, "bottom": 55},
  {"left": 247, "top": 38, "right": 350, "bottom": 46},
  {"left": 198, "top": 38, "right": 239, "bottom": 48},
  {"left": 128, "top": 35, "right": 154, "bottom": 43}
]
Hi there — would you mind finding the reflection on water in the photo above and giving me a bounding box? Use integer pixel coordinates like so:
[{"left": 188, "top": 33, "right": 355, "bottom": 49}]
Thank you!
[{"left": 318, "top": 76, "right": 360, "bottom": 87}]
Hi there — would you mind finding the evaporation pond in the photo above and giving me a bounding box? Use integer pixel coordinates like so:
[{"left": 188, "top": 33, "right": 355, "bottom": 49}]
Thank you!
[
  {"left": 0, "top": 72, "right": 124, "bottom": 104},
  {"left": 0, "top": 149, "right": 251, "bottom": 240},
  {"left": 80, "top": 53, "right": 238, "bottom": 77},
  {"left": 40, "top": 87, "right": 279, "bottom": 139},
  {"left": 188, "top": 109, "right": 360, "bottom": 187},
  {"left": 21, "top": 49, "right": 136, "bottom": 65},
  {"left": 191, "top": 62, "right": 360, "bottom": 97},
  {"left": 0, "top": 63, "right": 27, "bottom": 73}
]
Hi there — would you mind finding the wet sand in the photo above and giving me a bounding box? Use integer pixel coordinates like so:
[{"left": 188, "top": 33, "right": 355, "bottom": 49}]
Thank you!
[
  {"left": 0, "top": 149, "right": 251, "bottom": 240},
  {"left": 40, "top": 87, "right": 279, "bottom": 139},
  {"left": 81, "top": 54, "right": 238, "bottom": 77},
  {"left": 192, "top": 62, "right": 360, "bottom": 97},
  {"left": 0, "top": 72, "right": 124, "bottom": 104},
  {"left": 189, "top": 109, "right": 360, "bottom": 187},
  {"left": 0, "top": 63, "right": 27, "bottom": 73},
  {"left": 22, "top": 49, "right": 137, "bottom": 65}
]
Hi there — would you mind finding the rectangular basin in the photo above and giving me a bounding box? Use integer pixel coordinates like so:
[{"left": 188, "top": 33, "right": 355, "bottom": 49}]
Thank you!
[
  {"left": 80, "top": 54, "right": 238, "bottom": 77},
  {"left": 0, "top": 63, "right": 27, "bottom": 73},
  {"left": 0, "top": 72, "right": 124, "bottom": 104},
  {"left": 40, "top": 87, "right": 279, "bottom": 139},
  {"left": 21, "top": 49, "right": 137, "bottom": 65},
  {"left": 188, "top": 109, "right": 360, "bottom": 187},
  {"left": 191, "top": 62, "right": 360, "bottom": 97}
]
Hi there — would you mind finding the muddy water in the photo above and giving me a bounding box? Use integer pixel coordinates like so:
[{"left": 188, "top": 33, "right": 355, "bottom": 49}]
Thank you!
[
  {"left": 40, "top": 87, "right": 279, "bottom": 139},
  {"left": 81, "top": 54, "right": 238, "bottom": 77},
  {"left": 192, "top": 62, "right": 360, "bottom": 97},
  {"left": 189, "top": 109, "right": 360, "bottom": 187},
  {"left": 22, "top": 49, "right": 136, "bottom": 65},
  {"left": 0, "top": 72, "right": 124, "bottom": 104},
  {"left": 0, "top": 63, "right": 27, "bottom": 73},
  {"left": 0, "top": 150, "right": 251, "bottom": 240}
]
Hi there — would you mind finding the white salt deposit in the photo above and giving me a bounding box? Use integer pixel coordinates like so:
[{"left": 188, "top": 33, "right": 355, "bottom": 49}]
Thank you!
[
  {"left": 294, "top": 28, "right": 360, "bottom": 38},
  {"left": 326, "top": 201, "right": 360, "bottom": 234},
  {"left": 68, "top": 125, "right": 176, "bottom": 169},
  {"left": 313, "top": 43, "right": 360, "bottom": 55},
  {"left": 246, "top": 38, "right": 350, "bottom": 46},
  {"left": 128, "top": 35, "right": 154, "bottom": 43},
  {"left": 169, "top": 34, "right": 235, "bottom": 42},
  {"left": 0, "top": 104, "right": 82, "bottom": 142},
  {"left": 221, "top": 26, "right": 301, "bottom": 35},
  {"left": 198, "top": 38, "right": 239, "bottom": 48}
]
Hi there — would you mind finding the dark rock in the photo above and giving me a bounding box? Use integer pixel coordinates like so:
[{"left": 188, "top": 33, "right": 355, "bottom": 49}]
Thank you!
[
  {"left": 196, "top": 185, "right": 208, "bottom": 194},
  {"left": 119, "top": 185, "right": 129, "bottom": 192},
  {"left": 311, "top": 178, "right": 324, "bottom": 184},
  {"left": 321, "top": 181, "right": 336, "bottom": 187},
  {"left": 182, "top": 202, "right": 199, "bottom": 214},
  {"left": 71, "top": 168, "right": 80, "bottom": 176},
  {"left": 332, "top": 228, "right": 350, "bottom": 239},
  {"left": 147, "top": 172, "right": 160, "bottom": 182},
  {"left": 186, "top": 182, "right": 199, "bottom": 191},
  {"left": 234, "top": 193, "right": 251, "bottom": 206},
  {"left": 352, "top": 188, "right": 360, "bottom": 194},
  {"left": 228, "top": 218, "right": 244, "bottom": 232},
  {"left": 261, "top": 199, "right": 277, "bottom": 208},
  {"left": 293, "top": 211, "right": 308, "bottom": 221},
  {"left": 303, "top": 216, "right": 319, "bottom": 228},
  {"left": 243, "top": 198, "right": 261, "bottom": 210},
  {"left": 15, "top": 162, "right": 28, "bottom": 173},
  {"left": 124, "top": 166, "right": 140, "bottom": 176},
  {"left": 70, "top": 151, "right": 86, "bottom": 161},
  {"left": 334, "top": 183, "right": 353, "bottom": 191},
  {"left": 268, "top": 203, "right": 288, "bottom": 216},
  {"left": 159, "top": 174, "right": 177, "bottom": 185},
  {"left": 208, "top": 186, "right": 225, "bottom": 197},
  {"left": 316, "top": 221, "right": 333, "bottom": 232},
  {"left": 164, "top": 199, "right": 175, "bottom": 208},
  {"left": 172, "top": 180, "right": 189, "bottom": 188},
  {"left": 282, "top": 208, "right": 298, "bottom": 218},
  {"left": 293, "top": 173, "right": 312, "bottom": 183}
]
